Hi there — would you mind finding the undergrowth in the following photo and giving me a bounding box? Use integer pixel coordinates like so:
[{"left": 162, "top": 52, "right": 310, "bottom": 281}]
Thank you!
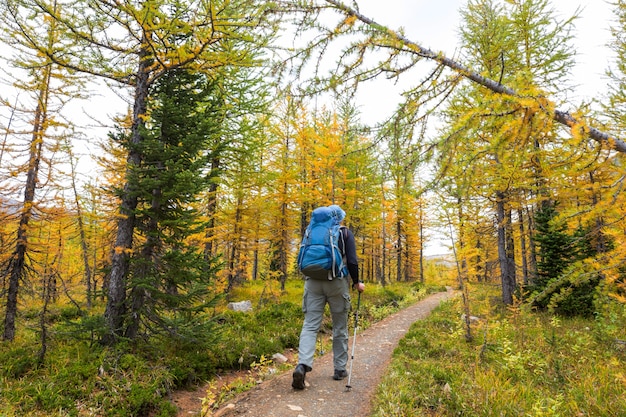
[
  {"left": 0, "top": 278, "right": 438, "bottom": 416},
  {"left": 371, "top": 283, "right": 626, "bottom": 416}
]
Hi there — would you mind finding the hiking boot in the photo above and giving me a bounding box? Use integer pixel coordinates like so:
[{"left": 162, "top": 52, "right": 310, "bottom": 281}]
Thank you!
[
  {"left": 333, "top": 369, "right": 348, "bottom": 380},
  {"left": 292, "top": 364, "right": 307, "bottom": 389}
]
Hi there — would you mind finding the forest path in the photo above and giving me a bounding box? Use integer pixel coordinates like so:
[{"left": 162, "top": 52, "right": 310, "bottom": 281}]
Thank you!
[{"left": 174, "top": 287, "right": 457, "bottom": 417}]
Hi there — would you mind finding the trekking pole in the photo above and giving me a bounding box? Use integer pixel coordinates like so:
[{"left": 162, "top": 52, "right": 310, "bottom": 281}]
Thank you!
[{"left": 345, "top": 291, "right": 361, "bottom": 392}]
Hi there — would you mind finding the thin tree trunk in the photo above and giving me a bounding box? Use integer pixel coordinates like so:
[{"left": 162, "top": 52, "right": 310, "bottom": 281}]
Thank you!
[
  {"left": 505, "top": 206, "right": 517, "bottom": 292},
  {"left": 419, "top": 207, "right": 424, "bottom": 283},
  {"left": 3, "top": 63, "right": 50, "bottom": 341},
  {"left": 67, "top": 141, "right": 93, "bottom": 308},
  {"left": 526, "top": 205, "right": 538, "bottom": 284},
  {"left": 204, "top": 158, "right": 220, "bottom": 261},
  {"left": 0, "top": 94, "right": 19, "bottom": 168},
  {"left": 496, "top": 192, "right": 514, "bottom": 305},
  {"left": 381, "top": 212, "right": 387, "bottom": 286},
  {"left": 396, "top": 218, "right": 402, "bottom": 281},
  {"left": 38, "top": 228, "right": 60, "bottom": 365},
  {"left": 518, "top": 207, "right": 529, "bottom": 286},
  {"left": 475, "top": 239, "right": 483, "bottom": 283},
  {"left": 226, "top": 198, "right": 243, "bottom": 293},
  {"left": 403, "top": 242, "right": 411, "bottom": 282},
  {"left": 252, "top": 236, "right": 259, "bottom": 281},
  {"left": 279, "top": 197, "right": 289, "bottom": 291}
]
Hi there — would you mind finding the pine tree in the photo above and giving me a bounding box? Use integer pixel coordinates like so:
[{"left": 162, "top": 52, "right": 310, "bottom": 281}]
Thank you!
[
  {"left": 533, "top": 201, "right": 572, "bottom": 290},
  {"left": 123, "top": 69, "right": 221, "bottom": 342}
]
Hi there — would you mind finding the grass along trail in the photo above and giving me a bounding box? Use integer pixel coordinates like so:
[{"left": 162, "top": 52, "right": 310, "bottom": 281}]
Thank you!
[{"left": 197, "top": 287, "right": 457, "bottom": 417}]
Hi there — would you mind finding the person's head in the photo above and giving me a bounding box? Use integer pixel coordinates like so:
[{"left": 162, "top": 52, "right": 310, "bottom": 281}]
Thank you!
[{"left": 328, "top": 204, "right": 345, "bottom": 222}]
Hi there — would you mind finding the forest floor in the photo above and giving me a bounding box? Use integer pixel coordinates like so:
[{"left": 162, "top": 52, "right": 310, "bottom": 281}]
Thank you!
[{"left": 170, "top": 287, "right": 457, "bottom": 417}]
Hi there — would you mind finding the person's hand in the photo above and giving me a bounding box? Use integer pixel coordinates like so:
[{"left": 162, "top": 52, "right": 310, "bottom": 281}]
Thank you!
[{"left": 353, "top": 281, "right": 365, "bottom": 292}]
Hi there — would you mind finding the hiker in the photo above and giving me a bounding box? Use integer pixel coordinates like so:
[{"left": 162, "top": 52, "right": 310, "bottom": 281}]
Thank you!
[{"left": 292, "top": 204, "right": 365, "bottom": 390}]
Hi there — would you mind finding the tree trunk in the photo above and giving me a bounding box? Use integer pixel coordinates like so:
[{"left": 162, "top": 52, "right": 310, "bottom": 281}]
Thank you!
[
  {"left": 226, "top": 198, "right": 243, "bottom": 293},
  {"left": 67, "top": 142, "right": 93, "bottom": 308},
  {"left": 102, "top": 37, "right": 151, "bottom": 345},
  {"left": 419, "top": 208, "right": 424, "bottom": 283},
  {"left": 204, "top": 158, "right": 220, "bottom": 261},
  {"left": 396, "top": 218, "right": 402, "bottom": 281},
  {"left": 3, "top": 64, "right": 49, "bottom": 341},
  {"left": 505, "top": 206, "right": 517, "bottom": 294},
  {"left": 518, "top": 207, "right": 529, "bottom": 286},
  {"left": 526, "top": 205, "right": 538, "bottom": 284},
  {"left": 381, "top": 214, "right": 387, "bottom": 286},
  {"left": 496, "top": 192, "right": 515, "bottom": 305},
  {"left": 475, "top": 239, "right": 483, "bottom": 282},
  {"left": 279, "top": 197, "right": 289, "bottom": 291}
]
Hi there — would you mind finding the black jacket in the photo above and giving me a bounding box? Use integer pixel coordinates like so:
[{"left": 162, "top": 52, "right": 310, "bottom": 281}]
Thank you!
[{"left": 340, "top": 226, "right": 359, "bottom": 286}]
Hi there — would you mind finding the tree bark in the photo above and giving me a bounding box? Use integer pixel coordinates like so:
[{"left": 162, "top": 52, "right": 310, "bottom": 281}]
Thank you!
[
  {"left": 102, "top": 36, "right": 151, "bottom": 345},
  {"left": 496, "top": 192, "right": 516, "bottom": 305},
  {"left": 204, "top": 158, "right": 220, "bottom": 261},
  {"left": 518, "top": 208, "right": 529, "bottom": 286},
  {"left": 396, "top": 218, "right": 402, "bottom": 281}
]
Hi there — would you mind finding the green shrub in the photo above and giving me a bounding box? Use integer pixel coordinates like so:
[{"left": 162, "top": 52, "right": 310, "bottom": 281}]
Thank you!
[
  {"left": 0, "top": 345, "right": 38, "bottom": 378},
  {"left": 59, "top": 306, "right": 83, "bottom": 321}
]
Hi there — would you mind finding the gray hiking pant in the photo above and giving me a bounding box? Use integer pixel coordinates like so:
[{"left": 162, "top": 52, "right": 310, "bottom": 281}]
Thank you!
[{"left": 297, "top": 277, "right": 351, "bottom": 372}]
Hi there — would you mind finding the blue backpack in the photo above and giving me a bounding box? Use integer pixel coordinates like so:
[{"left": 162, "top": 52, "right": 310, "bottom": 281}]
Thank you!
[{"left": 297, "top": 206, "right": 348, "bottom": 280}]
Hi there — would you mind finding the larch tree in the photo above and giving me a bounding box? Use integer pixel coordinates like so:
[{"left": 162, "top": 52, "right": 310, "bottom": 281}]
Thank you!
[
  {"left": 0, "top": 0, "right": 83, "bottom": 341},
  {"left": 378, "top": 99, "right": 429, "bottom": 282},
  {"left": 196, "top": 62, "right": 274, "bottom": 291},
  {"left": 207, "top": 66, "right": 274, "bottom": 294},
  {"left": 575, "top": 0, "right": 626, "bottom": 305},
  {"left": 63, "top": 138, "right": 94, "bottom": 308},
  {"left": 3, "top": 0, "right": 279, "bottom": 343},
  {"left": 330, "top": 97, "right": 383, "bottom": 283},
  {"left": 265, "top": 96, "right": 303, "bottom": 292},
  {"left": 221, "top": 129, "right": 269, "bottom": 293},
  {"left": 437, "top": 0, "right": 577, "bottom": 304}
]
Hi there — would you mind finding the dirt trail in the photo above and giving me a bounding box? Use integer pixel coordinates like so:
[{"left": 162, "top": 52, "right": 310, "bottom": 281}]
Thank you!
[{"left": 201, "top": 288, "right": 456, "bottom": 417}]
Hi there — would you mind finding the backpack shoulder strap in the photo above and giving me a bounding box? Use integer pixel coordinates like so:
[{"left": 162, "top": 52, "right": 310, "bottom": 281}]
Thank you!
[{"left": 339, "top": 226, "right": 348, "bottom": 254}]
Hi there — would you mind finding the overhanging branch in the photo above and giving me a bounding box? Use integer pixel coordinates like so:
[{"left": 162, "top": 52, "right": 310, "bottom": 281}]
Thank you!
[{"left": 325, "top": 0, "right": 626, "bottom": 154}]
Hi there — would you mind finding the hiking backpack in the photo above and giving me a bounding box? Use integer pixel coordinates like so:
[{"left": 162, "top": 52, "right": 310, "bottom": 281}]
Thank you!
[{"left": 297, "top": 206, "right": 348, "bottom": 280}]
